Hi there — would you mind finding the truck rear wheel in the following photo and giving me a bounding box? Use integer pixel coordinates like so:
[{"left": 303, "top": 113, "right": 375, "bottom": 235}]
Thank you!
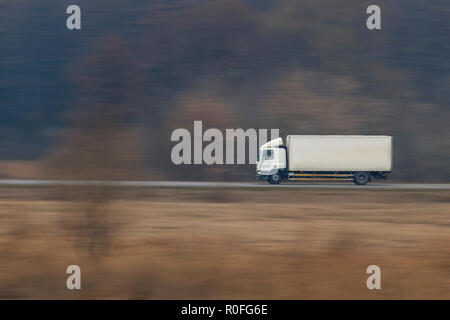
[
  {"left": 353, "top": 172, "right": 370, "bottom": 185},
  {"left": 268, "top": 173, "right": 282, "bottom": 184}
]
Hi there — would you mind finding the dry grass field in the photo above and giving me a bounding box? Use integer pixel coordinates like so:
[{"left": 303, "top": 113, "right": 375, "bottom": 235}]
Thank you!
[{"left": 0, "top": 185, "right": 449, "bottom": 299}]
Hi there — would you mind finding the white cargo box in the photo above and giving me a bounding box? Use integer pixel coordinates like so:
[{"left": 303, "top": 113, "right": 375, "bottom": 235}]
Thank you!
[{"left": 286, "top": 135, "right": 392, "bottom": 172}]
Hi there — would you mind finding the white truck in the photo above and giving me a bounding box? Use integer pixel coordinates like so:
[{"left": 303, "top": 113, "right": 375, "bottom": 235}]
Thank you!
[{"left": 256, "top": 135, "right": 392, "bottom": 185}]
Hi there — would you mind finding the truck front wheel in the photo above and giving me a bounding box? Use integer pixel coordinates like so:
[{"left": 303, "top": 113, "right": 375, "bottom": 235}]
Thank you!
[
  {"left": 268, "top": 173, "right": 282, "bottom": 184},
  {"left": 353, "top": 172, "right": 370, "bottom": 185}
]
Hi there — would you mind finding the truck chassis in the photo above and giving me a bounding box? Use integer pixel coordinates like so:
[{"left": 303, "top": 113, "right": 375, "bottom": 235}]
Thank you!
[{"left": 258, "top": 171, "right": 389, "bottom": 185}]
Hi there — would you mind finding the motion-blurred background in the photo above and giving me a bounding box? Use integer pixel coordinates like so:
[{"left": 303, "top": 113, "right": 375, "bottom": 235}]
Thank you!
[
  {"left": 0, "top": 0, "right": 449, "bottom": 300},
  {"left": 0, "top": 0, "right": 449, "bottom": 181}
]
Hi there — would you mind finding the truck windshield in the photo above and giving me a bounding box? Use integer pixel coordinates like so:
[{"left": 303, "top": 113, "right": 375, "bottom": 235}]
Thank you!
[{"left": 262, "top": 149, "right": 274, "bottom": 160}]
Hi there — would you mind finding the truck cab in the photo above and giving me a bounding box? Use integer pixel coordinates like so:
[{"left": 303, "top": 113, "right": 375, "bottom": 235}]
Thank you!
[{"left": 256, "top": 138, "right": 286, "bottom": 184}]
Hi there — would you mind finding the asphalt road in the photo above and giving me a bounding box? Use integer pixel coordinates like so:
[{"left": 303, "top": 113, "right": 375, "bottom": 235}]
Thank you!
[{"left": 0, "top": 179, "right": 449, "bottom": 189}]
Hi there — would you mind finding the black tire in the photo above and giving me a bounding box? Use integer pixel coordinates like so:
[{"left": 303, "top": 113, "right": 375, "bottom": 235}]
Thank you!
[
  {"left": 353, "top": 171, "right": 370, "bottom": 185},
  {"left": 268, "top": 173, "right": 282, "bottom": 184}
]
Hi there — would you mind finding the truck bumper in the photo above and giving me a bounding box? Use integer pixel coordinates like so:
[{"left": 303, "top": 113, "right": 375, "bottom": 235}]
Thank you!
[
  {"left": 256, "top": 169, "right": 278, "bottom": 180},
  {"left": 256, "top": 173, "right": 268, "bottom": 180}
]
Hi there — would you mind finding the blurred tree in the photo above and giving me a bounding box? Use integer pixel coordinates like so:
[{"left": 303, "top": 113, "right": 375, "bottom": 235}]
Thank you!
[{"left": 0, "top": 0, "right": 448, "bottom": 181}]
